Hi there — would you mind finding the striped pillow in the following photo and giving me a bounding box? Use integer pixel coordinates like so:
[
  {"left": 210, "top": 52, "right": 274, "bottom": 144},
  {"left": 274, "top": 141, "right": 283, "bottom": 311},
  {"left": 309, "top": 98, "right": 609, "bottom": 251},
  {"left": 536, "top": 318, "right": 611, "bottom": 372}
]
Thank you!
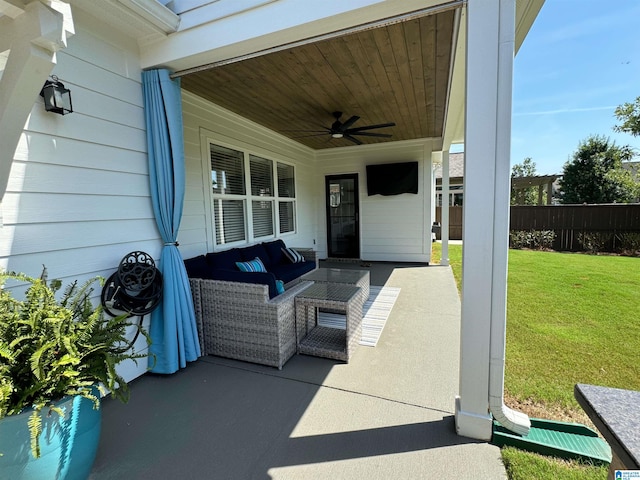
[
  {"left": 281, "top": 247, "right": 305, "bottom": 264},
  {"left": 236, "top": 257, "right": 267, "bottom": 273}
]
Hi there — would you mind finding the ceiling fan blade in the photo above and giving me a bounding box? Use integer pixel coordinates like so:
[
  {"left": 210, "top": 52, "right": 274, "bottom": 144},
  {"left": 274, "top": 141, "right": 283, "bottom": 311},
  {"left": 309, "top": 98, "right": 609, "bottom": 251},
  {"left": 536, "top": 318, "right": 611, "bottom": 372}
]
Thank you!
[
  {"left": 292, "top": 132, "right": 334, "bottom": 138},
  {"left": 343, "top": 134, "right": 363, "bottom": 145},
  {"left": 340, "top": 115, "right": 360, "bottom": 131},
  {"left": 281, "top": 127, "right": 331, "bottom": 133},
  {"left": 349, "top": 131, "right": 393, "bottom": 138},
  {"left": 347, "top": 122, "right": 396, "bottom": 132}
]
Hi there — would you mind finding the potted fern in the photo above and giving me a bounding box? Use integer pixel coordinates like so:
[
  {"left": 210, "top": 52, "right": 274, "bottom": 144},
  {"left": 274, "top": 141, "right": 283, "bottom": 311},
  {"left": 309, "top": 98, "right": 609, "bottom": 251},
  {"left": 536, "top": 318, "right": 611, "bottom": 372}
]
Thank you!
[{"left": 0, "top": 269, "right": 150, "bottom": 480}]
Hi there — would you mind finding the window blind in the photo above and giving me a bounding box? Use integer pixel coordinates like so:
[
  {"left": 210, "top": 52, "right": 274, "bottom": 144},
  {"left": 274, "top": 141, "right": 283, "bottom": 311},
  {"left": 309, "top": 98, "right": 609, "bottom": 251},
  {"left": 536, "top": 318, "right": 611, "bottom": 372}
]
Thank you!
[
  {"left": 278, "top": 201, "right": 295, "bottom": 233},
  {"left": 211, "top": 145, "right": 245, "bottom": 195},
  {"left": 277, "top": 162, "right": 295, "bottom": 198},
  {"left": 214, "top": 199, "right": 246, "bottom": 244},
  {"left": 250, "top": 155, "right": 273, "bottom": 197},
  {"left": 252, "top": 200, "right": 274, "bottom": 237}
]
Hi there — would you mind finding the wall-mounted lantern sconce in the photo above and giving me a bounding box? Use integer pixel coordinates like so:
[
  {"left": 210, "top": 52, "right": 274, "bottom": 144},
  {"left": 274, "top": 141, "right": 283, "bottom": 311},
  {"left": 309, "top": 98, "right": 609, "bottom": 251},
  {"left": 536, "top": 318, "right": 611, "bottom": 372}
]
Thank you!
[{"left": 39, "top": 75, "right": 73, "bottom": 115}]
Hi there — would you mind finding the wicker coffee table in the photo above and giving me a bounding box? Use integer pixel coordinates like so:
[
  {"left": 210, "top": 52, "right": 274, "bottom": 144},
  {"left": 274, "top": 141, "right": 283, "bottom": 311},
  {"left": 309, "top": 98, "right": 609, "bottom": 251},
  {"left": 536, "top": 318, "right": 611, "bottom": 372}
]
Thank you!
[
  {"left": 295, "top": 283, "right": 363, "bottom": 362},
  {"left": 301, "top": 268, "right": 370, "bottom": 305}
]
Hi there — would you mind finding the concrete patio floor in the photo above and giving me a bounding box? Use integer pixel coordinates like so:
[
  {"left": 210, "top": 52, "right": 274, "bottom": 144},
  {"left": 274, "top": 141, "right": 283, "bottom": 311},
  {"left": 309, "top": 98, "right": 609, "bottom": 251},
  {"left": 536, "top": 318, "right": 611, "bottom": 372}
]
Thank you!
[{"left": 89, "top": 261, "right": 507, "bottom": 480}]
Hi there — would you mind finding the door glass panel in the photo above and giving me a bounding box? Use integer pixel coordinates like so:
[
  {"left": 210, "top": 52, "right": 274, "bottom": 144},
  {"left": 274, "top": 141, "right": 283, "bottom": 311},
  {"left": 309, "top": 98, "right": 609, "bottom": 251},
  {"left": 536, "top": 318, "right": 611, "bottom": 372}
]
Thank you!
[{"left": 327, "top": 176, "right": 358, "bottom": 258}]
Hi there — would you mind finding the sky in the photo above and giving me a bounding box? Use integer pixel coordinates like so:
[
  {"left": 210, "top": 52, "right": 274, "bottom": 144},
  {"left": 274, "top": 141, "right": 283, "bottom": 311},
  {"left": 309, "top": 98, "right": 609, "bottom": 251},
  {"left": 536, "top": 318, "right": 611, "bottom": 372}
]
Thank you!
[{"left": 508, "top": 0, "right": 640, "bottom": 175}]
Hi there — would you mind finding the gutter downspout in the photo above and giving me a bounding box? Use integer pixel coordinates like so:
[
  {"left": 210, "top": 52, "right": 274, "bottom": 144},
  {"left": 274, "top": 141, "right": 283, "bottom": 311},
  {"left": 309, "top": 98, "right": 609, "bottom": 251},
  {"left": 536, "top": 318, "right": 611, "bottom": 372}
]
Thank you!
[{"left": 488, "top": 0, "right": 530, "bottom": 437}]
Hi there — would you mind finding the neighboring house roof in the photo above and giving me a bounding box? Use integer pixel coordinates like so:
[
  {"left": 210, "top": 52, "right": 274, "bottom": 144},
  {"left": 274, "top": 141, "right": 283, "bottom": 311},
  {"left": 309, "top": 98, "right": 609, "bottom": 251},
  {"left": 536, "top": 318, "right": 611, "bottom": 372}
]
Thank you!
[
  {"left": 434, "top": 153, "right": 562, "bottom": 190},
  {"left": 622, "top": 161, "right": 640, "bottom": 181},
  {"left": 434, "top": 152, "right": 465, "bottom": 180}
]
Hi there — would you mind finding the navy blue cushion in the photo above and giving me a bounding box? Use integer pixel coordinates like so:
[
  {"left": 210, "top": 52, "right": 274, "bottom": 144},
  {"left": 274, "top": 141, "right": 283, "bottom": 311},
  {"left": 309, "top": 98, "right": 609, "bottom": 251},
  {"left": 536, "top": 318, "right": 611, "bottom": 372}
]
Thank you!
[
  {"left": 240, "top": 243, "right": 270, "bottom": 268},
  {"left": 210, "top": 269, "right": 279, "bottom": 299},
  {"left": 206, "top": 249, "right": 242, "bottom": 271},
  {"left": 262, "top": 239, "right": 287, "bottom": 266},
  {"left": 184, "top": 255, "right": 211, "bottom": 279},
  {"left": 270, "top": 261, "right": 316, "bottom": 284}
]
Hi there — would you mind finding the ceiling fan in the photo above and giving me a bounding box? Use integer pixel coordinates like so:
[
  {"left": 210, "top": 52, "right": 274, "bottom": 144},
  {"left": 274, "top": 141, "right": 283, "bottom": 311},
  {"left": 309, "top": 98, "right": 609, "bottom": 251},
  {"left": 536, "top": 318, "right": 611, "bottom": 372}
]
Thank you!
[{"left": 290, "top": 111, "right": 395, "bottom": 145}]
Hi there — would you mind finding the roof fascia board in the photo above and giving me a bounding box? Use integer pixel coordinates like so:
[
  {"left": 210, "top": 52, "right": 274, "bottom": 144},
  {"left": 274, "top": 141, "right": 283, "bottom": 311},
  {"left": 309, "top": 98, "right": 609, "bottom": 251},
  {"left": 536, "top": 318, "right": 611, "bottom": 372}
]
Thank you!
[
  {"left": 117, "top": 0, "right": 180, "bottom": 33},
  {"left": 140, "top": 0, "right": 448, "bottom": 71}
]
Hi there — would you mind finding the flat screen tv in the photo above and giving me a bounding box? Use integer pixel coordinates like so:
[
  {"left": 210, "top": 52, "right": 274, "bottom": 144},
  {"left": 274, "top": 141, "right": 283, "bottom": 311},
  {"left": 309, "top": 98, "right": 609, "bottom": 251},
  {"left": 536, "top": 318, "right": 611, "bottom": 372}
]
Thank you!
[{"left": 366, "top": 161, "right": 418, "bottom": 196}]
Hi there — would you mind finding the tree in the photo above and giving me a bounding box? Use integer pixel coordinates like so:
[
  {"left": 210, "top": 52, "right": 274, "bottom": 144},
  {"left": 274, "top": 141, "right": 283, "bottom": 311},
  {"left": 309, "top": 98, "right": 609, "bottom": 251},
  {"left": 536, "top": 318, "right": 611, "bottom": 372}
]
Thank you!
[
  {"left": 614, "top": 96, "right": 640, "bottom": 137},
  {"left": 510, "top": 157, "right": 538, "bottom": 205},
  {"left": 559, "top": 135, "right": 637, "bottom": 204}
]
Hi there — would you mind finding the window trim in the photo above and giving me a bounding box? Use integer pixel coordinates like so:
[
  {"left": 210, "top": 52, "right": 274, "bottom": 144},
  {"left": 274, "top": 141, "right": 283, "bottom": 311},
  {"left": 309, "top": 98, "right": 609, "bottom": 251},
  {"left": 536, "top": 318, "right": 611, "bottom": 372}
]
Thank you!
[{"left": 200, "top": 132, "right": 298, "bottom": 251}]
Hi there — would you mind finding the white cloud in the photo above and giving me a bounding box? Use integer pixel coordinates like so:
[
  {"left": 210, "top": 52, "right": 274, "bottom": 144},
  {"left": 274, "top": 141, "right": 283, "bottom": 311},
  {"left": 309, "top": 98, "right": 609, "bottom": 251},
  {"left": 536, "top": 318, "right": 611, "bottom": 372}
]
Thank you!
[{"left": 514, "top": 106, "right": 616, "bottom": 117}]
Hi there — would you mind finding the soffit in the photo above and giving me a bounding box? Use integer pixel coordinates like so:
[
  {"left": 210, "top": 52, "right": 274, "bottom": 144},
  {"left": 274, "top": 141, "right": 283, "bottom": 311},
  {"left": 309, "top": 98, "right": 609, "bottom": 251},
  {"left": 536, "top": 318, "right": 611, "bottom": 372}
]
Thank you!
[{"left": 180, "top": 9, "right": 456, "bottom": 150}]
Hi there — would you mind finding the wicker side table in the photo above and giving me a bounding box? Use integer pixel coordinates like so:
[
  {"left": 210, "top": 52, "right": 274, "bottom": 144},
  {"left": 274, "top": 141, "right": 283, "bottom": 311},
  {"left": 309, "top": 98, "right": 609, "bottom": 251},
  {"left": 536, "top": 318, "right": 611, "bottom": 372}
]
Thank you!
[
  {"left": 301, "top": 268, "right": 370, "bottom": 306},
  {"left": 295, "top": 283, "right": 363, "bottom": 362}
]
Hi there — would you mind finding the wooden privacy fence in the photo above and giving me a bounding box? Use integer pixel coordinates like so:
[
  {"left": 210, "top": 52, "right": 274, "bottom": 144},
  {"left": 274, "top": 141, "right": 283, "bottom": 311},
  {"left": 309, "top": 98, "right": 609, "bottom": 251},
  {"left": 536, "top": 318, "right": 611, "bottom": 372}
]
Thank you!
[
  {"left": 510, "top": 204, "right": 640, "bottom": 251},
  {"left": 436, "top": 204, "right": 640, "bottom": 251},
  {"left": 435, "top": 206, "right": 463, "bottom": 240}
]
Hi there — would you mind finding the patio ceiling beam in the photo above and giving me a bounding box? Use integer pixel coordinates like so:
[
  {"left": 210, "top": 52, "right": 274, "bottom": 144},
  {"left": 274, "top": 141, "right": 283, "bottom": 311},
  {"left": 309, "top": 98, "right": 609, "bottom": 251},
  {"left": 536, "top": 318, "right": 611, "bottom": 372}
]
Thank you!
[{"left": 455, "top": 0, "right": 530, "bottom": 441}]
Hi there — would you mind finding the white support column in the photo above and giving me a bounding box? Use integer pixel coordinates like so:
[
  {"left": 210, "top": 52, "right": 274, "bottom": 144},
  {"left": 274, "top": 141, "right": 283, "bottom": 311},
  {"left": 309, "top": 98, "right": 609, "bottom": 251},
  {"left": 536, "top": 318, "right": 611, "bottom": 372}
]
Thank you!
[
  {"left": 0, "top": 1, "right": 73, "bottom": 219},
  {"left": 455, "top": 0, "right": 530, "bottom": 440},
  {"left": 441, "top": 150, "right": 450, "bottom": 266}
]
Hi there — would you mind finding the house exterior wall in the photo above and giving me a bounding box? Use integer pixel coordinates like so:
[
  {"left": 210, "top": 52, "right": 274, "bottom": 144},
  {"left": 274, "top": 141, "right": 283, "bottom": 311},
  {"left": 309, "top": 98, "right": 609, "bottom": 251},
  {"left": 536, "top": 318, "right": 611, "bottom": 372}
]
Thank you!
[
  {"left": 180, "top": 91, "right": 318, "bottom": 257},
  {"left": 1, "top": 8, "right": 157, "bottom": 382},
  {"left": 315, "top": 142, "right": 435, "bottom": 263},
  {"left": 180, "top": 91, "right": 434, "bottom": 264}
]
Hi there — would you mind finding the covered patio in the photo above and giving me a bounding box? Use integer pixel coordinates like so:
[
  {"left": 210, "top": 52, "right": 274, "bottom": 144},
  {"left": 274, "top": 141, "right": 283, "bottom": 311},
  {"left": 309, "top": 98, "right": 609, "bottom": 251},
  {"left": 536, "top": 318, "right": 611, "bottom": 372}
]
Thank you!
[{"left": 89, "top": 261, "right": 507, "bottom": 479}]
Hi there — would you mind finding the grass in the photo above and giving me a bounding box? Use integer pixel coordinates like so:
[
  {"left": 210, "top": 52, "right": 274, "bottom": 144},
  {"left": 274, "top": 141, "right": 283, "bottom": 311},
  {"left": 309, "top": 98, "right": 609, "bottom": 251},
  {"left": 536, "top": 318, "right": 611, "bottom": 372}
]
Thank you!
[
  {"left": 504, "top": 249, "right": 640, "bottom": 408},
  {"left": 431, "top": 242, "right": 640, "bottom": 479},
  {"left": 501, "top": 447, "right": 608, "bottom": 480}
]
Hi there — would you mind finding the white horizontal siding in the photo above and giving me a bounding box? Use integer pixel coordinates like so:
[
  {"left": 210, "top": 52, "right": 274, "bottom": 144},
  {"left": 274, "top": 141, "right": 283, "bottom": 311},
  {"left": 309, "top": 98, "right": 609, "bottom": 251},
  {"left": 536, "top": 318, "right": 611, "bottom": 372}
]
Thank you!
[
  {"left": 1, "top": 11, "right": 158, "bottom": 382},
  {"left": 13, "top": 133, "right": 148, "bottom": 174},
  {"left": 178, "top": 91, "right": 436, "bottom": 263},
  {"left": 316, "top": 141, "right": 435, "bottom": 262},
  {"left": 180, "top": 91, "right": 318, "bottom": 257}
]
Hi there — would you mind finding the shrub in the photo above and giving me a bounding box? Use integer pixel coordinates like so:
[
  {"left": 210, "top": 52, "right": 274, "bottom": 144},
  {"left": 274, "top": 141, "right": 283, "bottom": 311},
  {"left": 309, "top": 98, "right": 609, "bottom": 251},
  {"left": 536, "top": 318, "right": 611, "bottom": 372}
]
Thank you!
[
  {"left": 615, "top": 232, "right": 640, "bottom": 256},
  {"left": 509, "top": 230, "right": 556, "bottom": 250},
  {"left": 576, "top": 231, "right": 612, "bottom": 254}
]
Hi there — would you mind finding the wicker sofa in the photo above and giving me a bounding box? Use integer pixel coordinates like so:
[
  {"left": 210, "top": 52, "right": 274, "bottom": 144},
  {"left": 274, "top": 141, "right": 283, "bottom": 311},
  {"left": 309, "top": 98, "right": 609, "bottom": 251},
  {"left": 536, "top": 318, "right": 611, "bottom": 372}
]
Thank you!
[{"left": 185, "top": 240, "right": 317, "bottom": 369}]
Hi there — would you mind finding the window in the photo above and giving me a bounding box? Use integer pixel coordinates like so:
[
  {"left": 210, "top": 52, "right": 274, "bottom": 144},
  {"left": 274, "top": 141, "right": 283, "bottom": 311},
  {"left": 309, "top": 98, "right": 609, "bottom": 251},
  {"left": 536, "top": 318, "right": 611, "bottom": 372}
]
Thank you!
[
  {"left": 211, "top": 145, "right": 246, "bottom": 244},
  {"left": 249, "top": 155, "right": 275, "bottom": 238},
  {"left": 209, "top": 143, "right": 296, "bottom": 246},
  {"left": 436, "top": 185, "right": 464, "bottom": 207},
  {"left": 277, "top": 162, "right": 295, "bottom": 234}
]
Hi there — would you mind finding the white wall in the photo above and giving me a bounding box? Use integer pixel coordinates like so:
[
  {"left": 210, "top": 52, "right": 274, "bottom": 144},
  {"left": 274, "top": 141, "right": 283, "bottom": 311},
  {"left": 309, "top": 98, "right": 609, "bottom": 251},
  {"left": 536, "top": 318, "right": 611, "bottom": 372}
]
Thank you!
[
  {"left": 1, "top": 8, "right": 157, "bottom": 382},
  {"left": 180, "top": 91, "right": 435, "bottom": 264},
  {"left": 316, "top": 141, "right": 435, "bottom": 263},
  {"left": 180, "top": 91, "right": 318, "bottom": 258}
]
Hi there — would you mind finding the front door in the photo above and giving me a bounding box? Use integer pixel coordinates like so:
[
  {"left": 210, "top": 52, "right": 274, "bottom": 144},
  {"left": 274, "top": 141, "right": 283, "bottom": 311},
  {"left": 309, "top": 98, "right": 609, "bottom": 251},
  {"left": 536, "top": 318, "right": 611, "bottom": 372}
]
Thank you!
[{"left": 326, "top": 174, "right": 360, "bottom": 258}]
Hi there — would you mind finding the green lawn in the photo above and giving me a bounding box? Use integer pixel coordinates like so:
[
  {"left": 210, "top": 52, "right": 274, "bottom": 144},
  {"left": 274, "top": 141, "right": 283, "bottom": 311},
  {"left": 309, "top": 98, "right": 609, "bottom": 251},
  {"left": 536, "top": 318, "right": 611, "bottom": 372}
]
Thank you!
[
  {"left": 501, "top": 447, "right": 608, "bottom": 480},
  {"left": 431, "top": 242, "right": 640, "bottom": 479},
  {"left": 505, "top": 249, "right": 640, "bottom": 408}
]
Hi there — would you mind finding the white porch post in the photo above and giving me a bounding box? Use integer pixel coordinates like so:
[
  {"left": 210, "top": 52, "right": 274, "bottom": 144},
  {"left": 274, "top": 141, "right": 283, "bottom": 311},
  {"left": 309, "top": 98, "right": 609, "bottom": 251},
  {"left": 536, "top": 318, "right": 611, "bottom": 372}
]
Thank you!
[
  {"left": 455, "top": 0, "right": 530, "bottom": 440},
  {"left": 440, "top": 150, "right": 450, "bottom": 266}
]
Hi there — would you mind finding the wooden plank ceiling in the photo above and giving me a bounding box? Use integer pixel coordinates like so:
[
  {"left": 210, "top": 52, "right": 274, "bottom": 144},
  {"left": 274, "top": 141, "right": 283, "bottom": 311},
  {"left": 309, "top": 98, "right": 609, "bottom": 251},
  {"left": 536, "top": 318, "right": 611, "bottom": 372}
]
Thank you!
[{"left": 180, "top": 9, "right": 455, "bottom": 150}]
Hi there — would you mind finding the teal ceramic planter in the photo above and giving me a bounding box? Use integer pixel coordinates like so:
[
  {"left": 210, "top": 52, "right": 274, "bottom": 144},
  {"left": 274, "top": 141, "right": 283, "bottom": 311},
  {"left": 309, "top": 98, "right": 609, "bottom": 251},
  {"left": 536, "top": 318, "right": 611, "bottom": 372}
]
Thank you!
[{"left": 0, "top": 392, "right": 101, "bottom": 480}]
